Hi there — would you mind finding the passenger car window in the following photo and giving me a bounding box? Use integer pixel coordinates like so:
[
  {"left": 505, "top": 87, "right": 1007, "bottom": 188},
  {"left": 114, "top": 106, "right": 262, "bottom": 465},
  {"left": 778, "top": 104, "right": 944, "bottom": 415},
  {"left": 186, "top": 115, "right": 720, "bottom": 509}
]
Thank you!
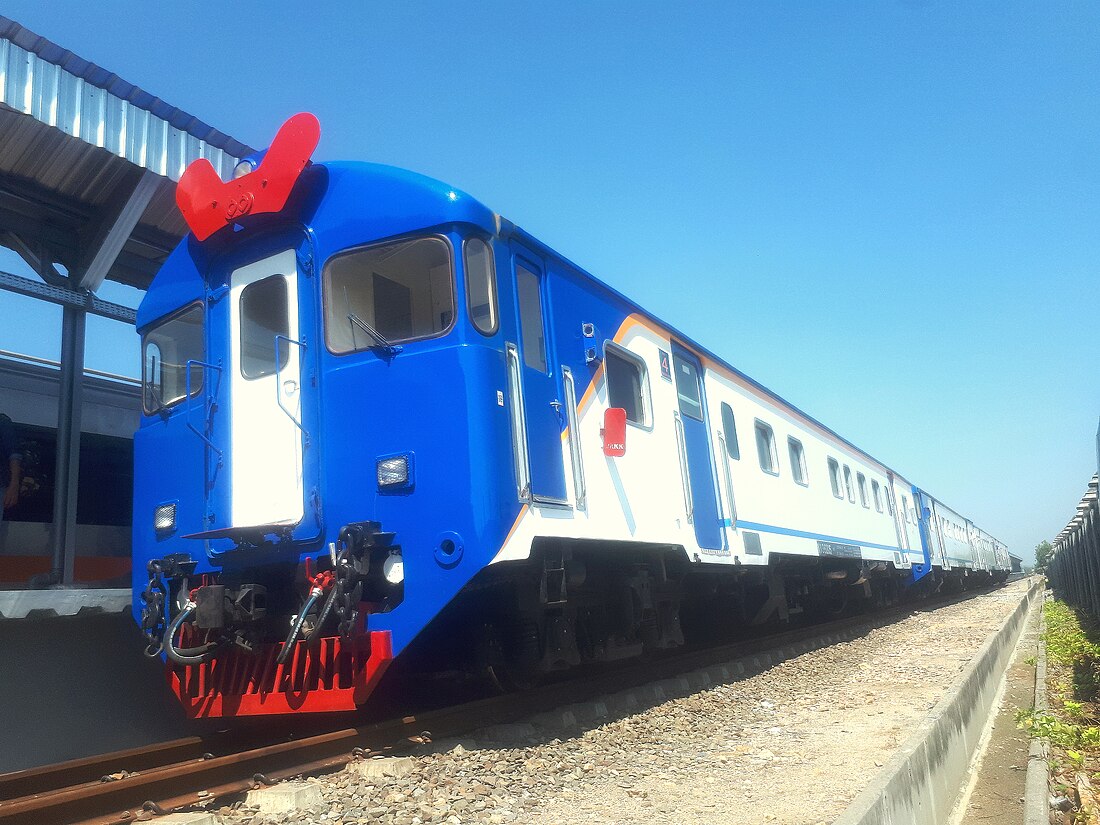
[
  {"left": 872, "top": 480, "right": 883, "bottom": 512},
  {"left": 605, "top": 345, "right": 648, "bottom": 425},
  {"left": 142, "top": 304, "right": 204, "bottom": 413},
  {"left": 465, "top": 238, "right": 497, "bottom": 335},
  {"left": 755, "top": 420, "right": 778, "bottom": 475},
  {"left": 856, "top": 472, "right": 869, "bottom": 508},
  {"left": 324, "top": 236, "right": 453, "bottom": 353},
  {"left": 788, "top": 437, "right": 807, "bottom": 485},
  {"left": 828, "top": 458, "right": 842, "bottom": 498},
  {"left": 720, "top": 403, "right": 740, "bottom": 459},
  {"left": 843, "top": 465, "right": 855, "bottom": 503}
]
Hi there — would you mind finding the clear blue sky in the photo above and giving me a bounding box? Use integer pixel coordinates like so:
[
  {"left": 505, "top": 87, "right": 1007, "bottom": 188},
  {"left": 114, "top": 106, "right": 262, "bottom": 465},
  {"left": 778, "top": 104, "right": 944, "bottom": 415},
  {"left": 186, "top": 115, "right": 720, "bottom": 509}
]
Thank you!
[{"left": 1, "top": 1, "right": 1097, "bottom": 563}]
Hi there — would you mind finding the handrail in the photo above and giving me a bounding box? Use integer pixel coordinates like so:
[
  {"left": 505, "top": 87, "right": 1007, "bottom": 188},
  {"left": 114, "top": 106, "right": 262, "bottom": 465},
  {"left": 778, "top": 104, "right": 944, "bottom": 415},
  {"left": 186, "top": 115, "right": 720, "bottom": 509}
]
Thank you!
[
  {"left": 185, "top": 359, "right": 223, "bottom": 458},
  {"left": 717, "top": 431, "right": 737, "bottom": 529},
  {"left": 505, "top": 342, "right": 530, "bottom": 502},
  {"left": 274, "top": 334, "right": 307, "bottom": 434},
  {"left": 561, "top": 366, "right": 586, "bottom": 511},
  {"left": 673, "top": 411, "right": 693, "bottom": 524},
  {"left": 886, "top": 477, "right": 909, "bottom": 552}
]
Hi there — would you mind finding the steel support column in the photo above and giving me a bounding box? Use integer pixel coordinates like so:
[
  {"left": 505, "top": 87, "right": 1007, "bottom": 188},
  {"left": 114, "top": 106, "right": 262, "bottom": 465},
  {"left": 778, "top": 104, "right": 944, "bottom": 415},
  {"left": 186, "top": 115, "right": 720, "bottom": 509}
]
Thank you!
[
  {"left": 49, "top": 304, "right": 86, "bottom": 584},
  {"left": 34, "top": 168, "right": 157, "bottom": 585}
]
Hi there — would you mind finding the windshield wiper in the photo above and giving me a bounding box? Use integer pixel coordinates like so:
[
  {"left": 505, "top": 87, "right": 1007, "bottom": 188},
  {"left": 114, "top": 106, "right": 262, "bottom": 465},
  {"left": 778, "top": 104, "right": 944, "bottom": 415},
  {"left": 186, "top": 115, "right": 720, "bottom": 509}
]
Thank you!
[
  {"left": 348, "top": 313, "right": 402, "bottom": 358},
  {"left": 146, "top": 355, "right": 171, "bottom": 420}
]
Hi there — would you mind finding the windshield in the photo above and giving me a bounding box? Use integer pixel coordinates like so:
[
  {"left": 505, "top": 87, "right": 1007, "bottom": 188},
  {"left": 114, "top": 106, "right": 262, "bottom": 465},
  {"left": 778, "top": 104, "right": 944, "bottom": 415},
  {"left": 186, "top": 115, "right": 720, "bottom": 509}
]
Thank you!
[
  {"left": 324, "top": 236, "right": 454, "bottom": 354},
  {"left": 142, "top": 304, "right": 205, "bottom": 414}
]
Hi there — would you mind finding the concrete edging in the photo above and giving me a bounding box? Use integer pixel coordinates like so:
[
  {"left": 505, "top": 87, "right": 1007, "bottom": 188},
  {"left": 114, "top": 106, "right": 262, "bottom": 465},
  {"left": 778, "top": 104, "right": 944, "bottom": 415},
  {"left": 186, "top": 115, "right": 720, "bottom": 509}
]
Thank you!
[
  {"left": 0, "top": 587, "right": 131, "bottom": 620},
  {"left": 833, "top": 579, "right": 1043, "bottom": 825},
  {"left": 1024, "top": 594, "right": 1049, "bottom": 825}
]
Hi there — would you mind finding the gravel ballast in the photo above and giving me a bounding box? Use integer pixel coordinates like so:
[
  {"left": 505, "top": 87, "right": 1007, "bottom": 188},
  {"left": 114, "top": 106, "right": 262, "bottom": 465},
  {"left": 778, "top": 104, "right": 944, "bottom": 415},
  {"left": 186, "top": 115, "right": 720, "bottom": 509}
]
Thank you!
[{"left": 213, "top": 580, "right": 1031, "bottom": 825}]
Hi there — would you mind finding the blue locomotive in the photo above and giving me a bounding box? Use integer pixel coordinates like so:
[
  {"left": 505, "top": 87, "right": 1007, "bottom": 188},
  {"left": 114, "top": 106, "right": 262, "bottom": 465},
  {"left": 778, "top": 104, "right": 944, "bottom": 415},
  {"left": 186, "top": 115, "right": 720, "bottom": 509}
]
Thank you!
[{"left": 133, "top": 115, "right": 1009, "bottom": 717}]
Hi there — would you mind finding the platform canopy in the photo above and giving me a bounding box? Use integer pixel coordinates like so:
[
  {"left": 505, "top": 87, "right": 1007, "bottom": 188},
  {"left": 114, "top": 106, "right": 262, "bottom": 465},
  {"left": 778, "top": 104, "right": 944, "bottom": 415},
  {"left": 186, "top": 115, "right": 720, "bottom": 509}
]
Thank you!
[
  {"left": 0, "top": 16, "right": 254, "bottom": 585},
  {"left": 0, "top": 16, "right": 253, "bottom": 299}
]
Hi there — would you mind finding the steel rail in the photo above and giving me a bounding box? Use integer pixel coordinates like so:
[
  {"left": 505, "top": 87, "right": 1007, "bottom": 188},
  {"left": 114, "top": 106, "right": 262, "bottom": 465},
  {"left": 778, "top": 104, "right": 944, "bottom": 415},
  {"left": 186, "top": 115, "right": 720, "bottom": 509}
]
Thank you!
[
  {"left": 0, "top": 584, "right": 1005, "bottom": 825},
  {"left": 0, "top": 736, "right": 206, "bottom": 801}
]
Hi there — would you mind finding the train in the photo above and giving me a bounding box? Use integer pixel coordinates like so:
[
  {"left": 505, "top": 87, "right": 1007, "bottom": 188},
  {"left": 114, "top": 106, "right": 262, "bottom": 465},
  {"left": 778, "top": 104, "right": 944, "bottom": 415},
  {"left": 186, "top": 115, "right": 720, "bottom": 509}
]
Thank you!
[
  {"left": 133, "top": 114, "right": 1010, "bottom": 718},
  {"left": 0, "top": 354, "right": 136, "bottom": 587}
]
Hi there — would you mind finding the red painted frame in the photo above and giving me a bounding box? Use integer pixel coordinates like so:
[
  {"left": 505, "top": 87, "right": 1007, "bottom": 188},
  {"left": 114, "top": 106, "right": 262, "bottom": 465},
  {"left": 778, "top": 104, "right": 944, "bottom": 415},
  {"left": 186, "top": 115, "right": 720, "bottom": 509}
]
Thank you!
[{"left": 168, "top": 630, "right": 393, "bottom": 717}]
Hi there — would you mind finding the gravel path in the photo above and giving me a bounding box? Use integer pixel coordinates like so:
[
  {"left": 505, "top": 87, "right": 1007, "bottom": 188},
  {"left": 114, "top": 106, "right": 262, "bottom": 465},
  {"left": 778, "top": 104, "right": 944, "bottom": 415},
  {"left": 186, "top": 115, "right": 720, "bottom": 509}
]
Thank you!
[{"left": 214, "top": 580, "right": 1030, "bottom": 825}]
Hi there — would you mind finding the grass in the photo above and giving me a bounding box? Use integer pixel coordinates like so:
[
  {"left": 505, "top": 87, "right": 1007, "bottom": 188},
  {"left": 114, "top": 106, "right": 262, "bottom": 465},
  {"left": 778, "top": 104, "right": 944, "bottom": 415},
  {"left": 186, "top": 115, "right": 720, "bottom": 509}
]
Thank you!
[{"left": 1017, "top": 599, "right": 1100, "bottom": 821}]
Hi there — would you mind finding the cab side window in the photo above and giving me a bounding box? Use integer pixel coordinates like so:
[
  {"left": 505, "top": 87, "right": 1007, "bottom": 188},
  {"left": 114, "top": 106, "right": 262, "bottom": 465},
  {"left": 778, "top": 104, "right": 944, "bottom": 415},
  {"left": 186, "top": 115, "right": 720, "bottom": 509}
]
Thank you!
[{"left": 465, "top": 238, "right": 498, "bottom": 335}]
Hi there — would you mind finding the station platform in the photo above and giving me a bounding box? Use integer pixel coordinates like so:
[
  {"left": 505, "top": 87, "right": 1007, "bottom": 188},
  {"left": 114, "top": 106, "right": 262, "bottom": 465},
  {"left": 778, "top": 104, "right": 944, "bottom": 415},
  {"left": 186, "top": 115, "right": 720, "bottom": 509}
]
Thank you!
[
  {"left": 0, "top": 587, "right": 130, "bottom": 620},
  {"left": 0, "top": 606, "right": 190, "bottom": 773}
]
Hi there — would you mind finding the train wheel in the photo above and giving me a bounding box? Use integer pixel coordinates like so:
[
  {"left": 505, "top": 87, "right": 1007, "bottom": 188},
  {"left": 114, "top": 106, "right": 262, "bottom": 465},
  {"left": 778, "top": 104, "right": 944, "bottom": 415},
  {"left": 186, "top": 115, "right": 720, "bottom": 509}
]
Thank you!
[
  {"left": 473, "top": 621, "right": 541, "bottom": 693},
  {"left": 473, "top": 622, "right": 508, "bottom": 694},
  {"left": 802, "top": 588, "right": 848, "bottom": 622}
]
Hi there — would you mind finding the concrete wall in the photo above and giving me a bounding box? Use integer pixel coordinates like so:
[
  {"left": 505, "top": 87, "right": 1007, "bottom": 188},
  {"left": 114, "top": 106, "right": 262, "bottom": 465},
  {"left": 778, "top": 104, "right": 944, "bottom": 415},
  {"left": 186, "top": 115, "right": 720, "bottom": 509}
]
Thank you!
[
  {"left": 835, "top": 579, "right": 1041, "bottom": 825},
  {"left": 0, "top": 611, "right": 190, "bottom": 772}
]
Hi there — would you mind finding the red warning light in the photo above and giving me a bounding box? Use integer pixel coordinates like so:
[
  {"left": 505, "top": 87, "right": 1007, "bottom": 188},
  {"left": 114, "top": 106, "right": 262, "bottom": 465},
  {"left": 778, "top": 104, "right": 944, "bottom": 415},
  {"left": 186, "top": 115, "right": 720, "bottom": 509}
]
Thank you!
[{"left": 176, "top": 112, "right": 321, "bottom": 241}]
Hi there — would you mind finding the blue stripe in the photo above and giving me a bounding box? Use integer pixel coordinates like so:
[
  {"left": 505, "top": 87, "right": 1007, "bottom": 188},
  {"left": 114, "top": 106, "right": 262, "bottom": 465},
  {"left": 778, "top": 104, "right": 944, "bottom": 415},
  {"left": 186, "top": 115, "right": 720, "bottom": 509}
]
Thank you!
[{"left": 734, "top": 520, "right": 903, "bottom": 554}]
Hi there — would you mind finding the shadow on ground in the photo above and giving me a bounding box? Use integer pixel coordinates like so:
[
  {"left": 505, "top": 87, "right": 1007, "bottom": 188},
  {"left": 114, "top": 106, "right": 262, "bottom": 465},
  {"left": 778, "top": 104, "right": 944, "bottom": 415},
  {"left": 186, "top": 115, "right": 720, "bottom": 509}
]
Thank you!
[{"left": 0, "top": 611, "right": 191, "bottom": 772}]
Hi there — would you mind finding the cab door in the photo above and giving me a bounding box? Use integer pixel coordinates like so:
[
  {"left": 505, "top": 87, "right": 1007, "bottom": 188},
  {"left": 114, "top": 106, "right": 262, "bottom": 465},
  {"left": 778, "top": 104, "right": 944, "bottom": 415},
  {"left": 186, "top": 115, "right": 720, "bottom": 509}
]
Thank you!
[
  {"left": 226, "top": 249, "right": 306, "bottom": 529},
  {"left": 507, "top": 252, "right": 567, "bottom": 504}
]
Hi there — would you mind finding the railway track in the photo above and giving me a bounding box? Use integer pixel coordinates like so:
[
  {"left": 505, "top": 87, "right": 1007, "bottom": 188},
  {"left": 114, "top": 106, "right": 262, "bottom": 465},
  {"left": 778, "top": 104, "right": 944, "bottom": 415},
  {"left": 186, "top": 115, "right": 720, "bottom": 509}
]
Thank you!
[{"left": 0, "top": 586, "right": 997, "bottom": 825}]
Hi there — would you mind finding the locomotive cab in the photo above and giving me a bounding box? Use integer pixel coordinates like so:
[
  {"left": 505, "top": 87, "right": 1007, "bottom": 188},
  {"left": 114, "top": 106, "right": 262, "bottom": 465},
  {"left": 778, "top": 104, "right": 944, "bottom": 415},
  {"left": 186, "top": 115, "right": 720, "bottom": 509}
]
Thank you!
[{"left": 134, "top": 116, "right": 526, "bottom": 715}]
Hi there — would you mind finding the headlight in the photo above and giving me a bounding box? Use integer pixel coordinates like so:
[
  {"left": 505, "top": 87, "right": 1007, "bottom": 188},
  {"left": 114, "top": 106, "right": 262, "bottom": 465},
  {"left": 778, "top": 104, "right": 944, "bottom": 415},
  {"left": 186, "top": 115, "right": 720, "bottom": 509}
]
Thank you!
[
  {"left": 154, "top": 502, "right": 177, "bottom": 533},
  {"left": 382, "top": 551, "right": 404, "bottom": 584},
  {"left": 377, "top": 454, "right": 412, "bottom": 488},
  {"left": 233, "top": 159, "right": 256, "bottom": 179}
]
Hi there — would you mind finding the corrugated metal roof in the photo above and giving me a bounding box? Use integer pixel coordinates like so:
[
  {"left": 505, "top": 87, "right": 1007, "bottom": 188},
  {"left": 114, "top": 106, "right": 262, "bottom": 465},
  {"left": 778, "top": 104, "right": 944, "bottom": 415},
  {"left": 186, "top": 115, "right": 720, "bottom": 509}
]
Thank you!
[
  {"left": 0, "top": 106, "right": 186, "bottom": 240},
  {"left": 0, "top": 16, "right": 256, "bottom": 288},
  {"left": 0, "top": 17, "right": 253, "bottom": 180},
  {"left": 1053, "top": 473, "right": 1100, "bottom": 550}
]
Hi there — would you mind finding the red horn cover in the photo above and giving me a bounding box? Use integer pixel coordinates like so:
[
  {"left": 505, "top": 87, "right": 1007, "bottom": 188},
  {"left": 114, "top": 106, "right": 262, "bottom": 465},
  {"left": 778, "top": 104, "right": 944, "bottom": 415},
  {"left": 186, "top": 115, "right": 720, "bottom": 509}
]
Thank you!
[{"left": 176, "top": 112, "right": 321, "bottom": 241}]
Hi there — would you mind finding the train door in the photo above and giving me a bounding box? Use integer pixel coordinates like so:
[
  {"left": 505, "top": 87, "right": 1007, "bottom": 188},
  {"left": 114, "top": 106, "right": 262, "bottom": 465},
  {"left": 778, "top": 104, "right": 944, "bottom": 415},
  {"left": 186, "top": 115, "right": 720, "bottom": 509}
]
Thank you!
[
  {"left": 507, "top": 252, "right": 567, "bottom": 504},
  {"left": 966, "top": 522, "right": 980, "bottom": 569},
  {"left": 913, "top": 490, "right": 937, "bottom": 574},
  {"left": 886, "top": 473, "right": 909, "bottom": 555},
  {"left": 670, "top": 343, "right": 723, "bottom": 550},
  {"left": 225, "top": 249, "right": 306, "bottom": 529},
  {"left": 930, "top": 501, "right": 950, "bottom": 567}
]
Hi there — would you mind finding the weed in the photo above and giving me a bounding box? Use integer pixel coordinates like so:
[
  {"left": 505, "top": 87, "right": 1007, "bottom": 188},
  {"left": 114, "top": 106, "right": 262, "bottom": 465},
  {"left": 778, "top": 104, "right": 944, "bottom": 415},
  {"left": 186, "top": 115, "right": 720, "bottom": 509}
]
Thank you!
[{"left": 1016, "top": 708, "right": 1100, "bottom": 749}]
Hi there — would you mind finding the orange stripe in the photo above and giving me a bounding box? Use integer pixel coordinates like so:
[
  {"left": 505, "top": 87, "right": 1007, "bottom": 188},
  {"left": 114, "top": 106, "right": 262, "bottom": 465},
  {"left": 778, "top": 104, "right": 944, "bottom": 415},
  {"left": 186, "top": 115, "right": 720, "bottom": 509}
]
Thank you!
[
  {"left": 0, "top": 555, "right": 131, "bottom": 583},
  {"left": 574, "top": 313, "right": 651, "bottom": 419},
  {"left": 563, "top": 310, "right": 888, "bottom": 474},
  {"left": 500, "top": 504, "right": 529, "bottom": 549}
]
